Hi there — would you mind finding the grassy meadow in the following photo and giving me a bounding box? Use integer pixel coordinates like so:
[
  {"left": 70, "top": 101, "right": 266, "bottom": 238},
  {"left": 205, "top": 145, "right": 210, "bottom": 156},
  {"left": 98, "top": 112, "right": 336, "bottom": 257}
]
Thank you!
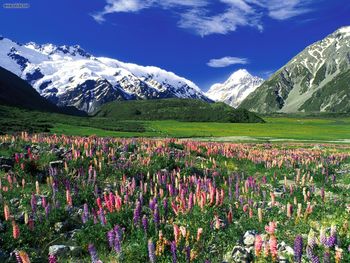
[
  {"left": 51, "top": 117, "right": 350, "bottom": 142},
  {"left": 1, "top": 105, "right": 350, "bottom": 142}
]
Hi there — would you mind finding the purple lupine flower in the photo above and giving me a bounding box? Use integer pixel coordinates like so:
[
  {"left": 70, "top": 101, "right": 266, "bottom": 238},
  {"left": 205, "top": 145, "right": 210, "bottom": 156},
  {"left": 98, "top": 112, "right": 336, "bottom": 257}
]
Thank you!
[
  {"left": 31, "top": 193, "right": 37, "bottom": 213},
  {"left": 323, "top": 251, "right": 330, "bottom": 263},
  {"left": 133, "top": 200, "right": 142, "bottom": 225},
  {"left": 142, "top": 215, "right": 148, "bottom": 233},
  {"left": 88, "top": 244, "right": 99, "bottom": 263},
  {"left": 99, "top": 208, "right": 106, "bottom": 226},
  {"left": 45, "top": 203, "right": 51, "bottom": 218},
  {"left": 235, "top": 182, "right": 240, "bottom": 199},
  {"left": 170, "top": 241, "right": 177, "bottom": 263},
  {"left": 114, "top": 225, "right": 122, "bottom": 253},
  {"left": 294, "top": 235, "right": 303, "bottom": 263},
  {"left": 185, "top": 246, "right": 191, "bottom": 263},
  {"left": 163, "top": 198, "right": 168, "bottom": 218},
  {"left": 82, "top": 203, "right": 89, "bottom": 224},
  {"left": 320, "top": 187, "right": 325, "bottom": 202},
  {"left": 107, "top": 230, "right": 115, "bottom": 249},
  {"left": 348, "top": 244, "right": 350, "bottom": 252},
  {"left": 330, "top": 225, "right": 337, "bottom": 245},
  {"left": 326, "top": 235, "right": 336, "bottom": 248},
  {"left": 306, "top": 246, "right": 320, "bottom": 263},
  {"left": 48, "top": 254, "right": 57, "bottom": 263},
  {"left": 148, "top": 239, "right": 156, "bottom": 263},
  {"left": 320, "top": 227, "right": 327, "bottom": 246},
  {"left": 153, "top": 204, "right": 160, "bottom": 228}
]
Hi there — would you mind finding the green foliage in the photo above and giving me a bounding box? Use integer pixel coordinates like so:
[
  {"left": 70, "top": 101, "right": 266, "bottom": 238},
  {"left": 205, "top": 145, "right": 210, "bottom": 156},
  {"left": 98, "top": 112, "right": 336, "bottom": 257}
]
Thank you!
[{"left": 94, "top": 98, "right": 265, "bottom": 123}]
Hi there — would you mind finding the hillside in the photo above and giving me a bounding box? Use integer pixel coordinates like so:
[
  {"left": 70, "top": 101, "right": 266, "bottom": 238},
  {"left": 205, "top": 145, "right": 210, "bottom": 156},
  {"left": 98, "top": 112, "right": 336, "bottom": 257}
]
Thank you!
[
  {"left": 0, "top": 66, "right": 85, "bottom": 116},
  {"left": 95, "top": 98, "right": 265, "bottom": 123},
  {"left": 0, "top": 66, "right": 60, "bottom": 112},
  {"left": 240, "top": 26, "right": 350, "bottom": 113}
]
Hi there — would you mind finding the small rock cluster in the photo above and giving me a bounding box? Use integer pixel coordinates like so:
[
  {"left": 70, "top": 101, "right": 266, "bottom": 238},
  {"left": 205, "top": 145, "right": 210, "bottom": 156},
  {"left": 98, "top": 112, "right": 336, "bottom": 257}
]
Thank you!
[{"left": 223, "top": 231, "right": 294, "bottom": 263}]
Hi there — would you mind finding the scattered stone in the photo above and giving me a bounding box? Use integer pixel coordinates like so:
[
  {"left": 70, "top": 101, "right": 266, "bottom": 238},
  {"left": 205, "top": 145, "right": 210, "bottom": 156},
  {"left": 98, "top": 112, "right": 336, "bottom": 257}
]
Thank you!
[
  {"left": 31, "top": 145, "right": 41, "bottom": 154},
  {"left": 223, "top": 245, "right": 253, "bottom": 263},
  {"left": 243, "top": 231, "right": 256, "bottom": 247},
  {"left": 49, "top": 245, "right": 70, "bottom": 257},
  {"left": 273, "top": 188, "right": 284, "bottom": 198}
]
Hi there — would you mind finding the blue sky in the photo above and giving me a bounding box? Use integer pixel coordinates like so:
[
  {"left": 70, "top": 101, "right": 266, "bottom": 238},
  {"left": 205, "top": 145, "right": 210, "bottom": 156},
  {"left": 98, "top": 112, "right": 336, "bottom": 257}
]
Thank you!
[{"left": 1, "top": 0, "right": 349, "bottom": 90}]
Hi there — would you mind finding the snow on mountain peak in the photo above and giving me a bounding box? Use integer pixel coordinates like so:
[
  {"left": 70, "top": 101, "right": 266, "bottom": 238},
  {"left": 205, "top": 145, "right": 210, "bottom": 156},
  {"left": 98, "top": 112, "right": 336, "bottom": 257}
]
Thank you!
[
  {"left": 337, "top": 26, "right": 350, "bottom": 37},
  {"left": 227, "top": 69, "right": 252, "bottom": 83},
  {"left": 0, "top": 36, "right": 209, "bottom": 113},
  {"left": 206, "top": 69, "right": 263, "bottom": 108}
]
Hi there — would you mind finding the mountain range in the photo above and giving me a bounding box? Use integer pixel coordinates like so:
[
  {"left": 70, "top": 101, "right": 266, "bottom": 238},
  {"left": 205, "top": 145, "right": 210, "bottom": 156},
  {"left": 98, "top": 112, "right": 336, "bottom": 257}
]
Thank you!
[
  {"left": 240, "top": 26, "right": 350, "bottom": 113},
  {"left": 0, "top": 36, "right": 209, "bottom": 113},
  {"left": 0, "top": 25, "right": 349, "bottom": 114}
]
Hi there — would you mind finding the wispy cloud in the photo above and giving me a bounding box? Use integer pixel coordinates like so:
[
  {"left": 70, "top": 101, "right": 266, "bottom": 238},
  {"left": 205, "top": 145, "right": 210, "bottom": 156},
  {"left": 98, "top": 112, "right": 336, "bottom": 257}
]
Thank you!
[
  {"left": 92, "top": 0, "right": 317, "bottom": 35},
  {"left": 207, "top": 56, "right": 249, "bottom": 68}
]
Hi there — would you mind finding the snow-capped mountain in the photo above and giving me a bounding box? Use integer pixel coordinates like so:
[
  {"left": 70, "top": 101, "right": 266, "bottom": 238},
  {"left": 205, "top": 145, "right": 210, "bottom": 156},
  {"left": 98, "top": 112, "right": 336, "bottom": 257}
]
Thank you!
[
  {"left": 240, "top": 26, "right": 350, "bottom": 113},
  {"left": 206, "top": 69, "right": 263, "bottom": 108},
  {"left": 0, "top": 36, "right": 209, "bottom": 113}
]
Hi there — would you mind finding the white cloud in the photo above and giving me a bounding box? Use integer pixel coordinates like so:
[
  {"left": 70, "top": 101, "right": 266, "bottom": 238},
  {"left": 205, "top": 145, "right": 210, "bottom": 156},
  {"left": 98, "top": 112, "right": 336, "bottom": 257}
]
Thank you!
[
  {"left": 259, "top": 0, "right": 313, "bottom": 20},
  {"left": 92, "top": 0, "right": 317, "bottom": 35},
  {"left": 207, "top": 56, "right": 249, "bottom": 67}
]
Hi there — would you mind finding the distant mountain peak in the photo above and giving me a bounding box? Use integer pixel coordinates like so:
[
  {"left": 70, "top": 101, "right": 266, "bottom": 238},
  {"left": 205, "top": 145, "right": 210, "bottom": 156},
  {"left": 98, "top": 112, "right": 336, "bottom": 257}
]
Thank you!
[{"left": 206, "top": 69, "right": 263, "bottom": 108}]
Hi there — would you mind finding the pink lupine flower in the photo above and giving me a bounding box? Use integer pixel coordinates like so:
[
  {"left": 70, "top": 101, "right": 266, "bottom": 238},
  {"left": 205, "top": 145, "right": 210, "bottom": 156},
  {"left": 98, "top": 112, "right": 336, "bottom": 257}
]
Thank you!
[
  {"left": 66, "top": 189, "right": 72, "bottom": 207},
  {"left": 269, "top": 235, "right": 278, "bottom": 260},
  {"left": 12, "top": 221, "right": 20, "bottom": 239},
  {"left": 180, "top": 226, "right": 186, "bottom": 238},
  {"left": 254, "top": 235, "right": 263, "bottom": 257},
  {"left": 4, "top": 204, "right": 10, "bottom": 221},
  {"left": 265, "top": 222, "right": 277, "bottom": 235},
  {"left": 196, "top": 228, "right": 203, "bottom": 241},
  {"left": 173, "top": 224, "right": 180, "bottom": 243}
]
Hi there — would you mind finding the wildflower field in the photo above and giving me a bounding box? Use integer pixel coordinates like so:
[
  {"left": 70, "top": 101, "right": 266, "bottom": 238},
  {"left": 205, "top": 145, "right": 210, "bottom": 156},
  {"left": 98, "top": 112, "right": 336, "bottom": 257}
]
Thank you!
[{"left": 0, "top": 133, "right": 349, "bottom": 262}]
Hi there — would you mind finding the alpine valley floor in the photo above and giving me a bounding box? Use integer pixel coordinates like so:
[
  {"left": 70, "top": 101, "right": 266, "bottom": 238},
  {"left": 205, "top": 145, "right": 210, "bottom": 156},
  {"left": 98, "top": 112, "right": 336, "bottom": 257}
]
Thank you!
[{"left": 0, "top": 134, "right": 349, "bottom": 262}]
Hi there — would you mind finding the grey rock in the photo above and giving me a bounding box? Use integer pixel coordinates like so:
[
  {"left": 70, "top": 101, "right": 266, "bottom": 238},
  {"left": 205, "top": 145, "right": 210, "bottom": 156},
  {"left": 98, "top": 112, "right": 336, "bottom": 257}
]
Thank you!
[
  {"left": 243, "top": 231, "right": 257, "bottom": 247},
  {"left": 224, "top": 245, "right": 253, "bottom": 263},
  {"left": 49, "top": 245, "right": 70, "bottom": 257}
]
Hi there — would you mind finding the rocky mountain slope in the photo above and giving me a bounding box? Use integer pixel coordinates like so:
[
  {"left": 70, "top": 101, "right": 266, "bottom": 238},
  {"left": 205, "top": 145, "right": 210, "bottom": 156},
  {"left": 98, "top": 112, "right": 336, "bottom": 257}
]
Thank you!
[
  {"left": 0, "top": 36, "right": 209, "bottom": 113},
  {"left": 240, "top": 26, "right": 350, "bottom": 113},
  {"left": 0, "top": 66, "right": 84, "bottom": 115},
  {"left": 206, "top": 69, "right": 263, "bottom": 108}
]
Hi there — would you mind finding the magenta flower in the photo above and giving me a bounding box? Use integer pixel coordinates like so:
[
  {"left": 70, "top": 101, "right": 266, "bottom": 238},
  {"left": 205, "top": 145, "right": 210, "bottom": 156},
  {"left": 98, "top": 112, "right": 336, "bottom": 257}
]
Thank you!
[{"left": 48, "top": 254, "right": 57, "bottom": 263}]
